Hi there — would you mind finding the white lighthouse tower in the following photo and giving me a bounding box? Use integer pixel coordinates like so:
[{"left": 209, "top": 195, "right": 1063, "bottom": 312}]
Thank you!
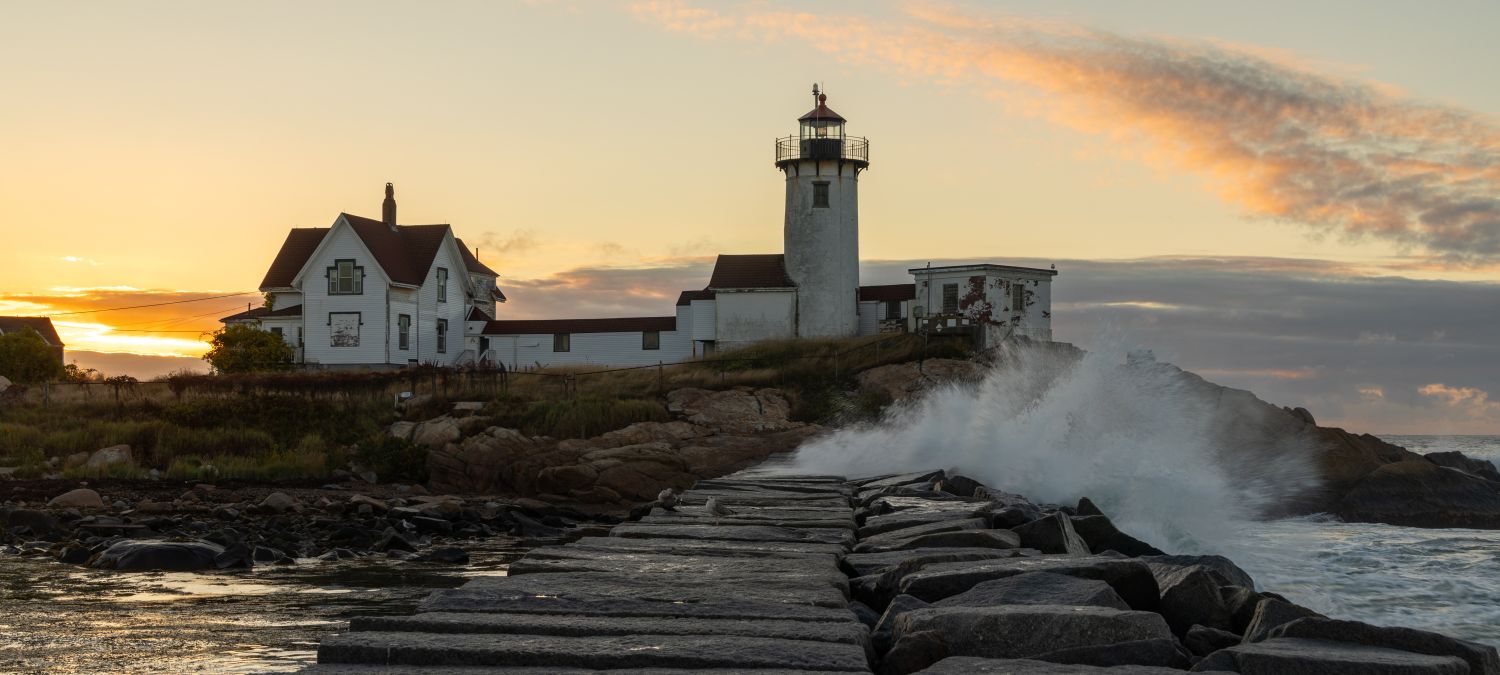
[{"left": 777, "top": 85, "right": 869, "bottom": 338}]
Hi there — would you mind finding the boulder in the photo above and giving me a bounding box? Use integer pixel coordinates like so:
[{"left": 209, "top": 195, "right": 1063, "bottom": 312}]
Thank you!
[
  {"left": 1, "top": 508, "right": 57, "bottom": 535},
  {"left": 1011, "top": 512, "right": 1090, "bottom": 556},
  {"left": 387, "top": 420, "right": 417, "bottom": 441},
  {"left": 932, "top": 571, "right": 1129, "bottom": 611},
  {"left": 589, "top": 421, "right": 712, "bottom": 449},
  {"left": 451, "top": 401, "right": 485, "bottom": 417},
  {"left": 90, "top": 540, "right": 224, "bottom": 571},
  {"left": 47, "top": 488, "right": 104, "bottom": 509},
  {"left": 588, "top": 443, "right": 696, "bottom": 502},
  {"left": 426, "top": 427, "right": 547, "bottom": 494},
  {"left": 892, "top": 530, "right": 1022, "bottom": 551},
  {"left": 1191, "top": 637, "right": 1468, "bottom": 674},
  {"left": 259, "top": 491, "right": 301, "bottom": 513},
  {"left": 412, "top": 415, "right": 464, "bottom": 449},
  {"left": 1185, "top": 625, "right": 1243, "bottom": 656},
  {"left": 843, "top": 548, "right": 1024, "bottom": 578},
  {"left": 1242, "top": 597, "right": 1324, "bottom": 643},
  {"left": 534, "top": 464, "right": 599, "bottom": 495},
  {"left": 1268, "top": 617, "right": 1499, "bottom": 675},
  {"left": 1033, "top": 638, "right": 1188, "bottom": 669},
  {"left": 1076, "top": 497, "right": 1105, "bottom": 517},
  {"left": 874, "top": 594, "right": 933, "bottom": 652},
  {"left": 854, "top": 518, "right": 988, "bottom": 553},
  {"left": 856, "top": 359, "right": 981, "bottom": 403},
  {"left": 1424, "top": 451, "right": 1500, "bottom": 483},
  {"left": 63, "top": 452, "right": 90, "bottom": 468},
  {"left": 1154, "top": 565, "right": 1233, "bottom": 635},
  {"left": 676, "top": 426, "right": 824, "bottom": 477},
  {"left": 665, "top": 387, "right": 799, "bottom": 434},
  {"left": 879, "top": 630, "right": 949, "bottom": 675},
  {"left": 1145, "top": 555, "right": 1257, "bottom": 590},
  {"left": 1334, "top": 459, "right": 1500, "bottom": 529},
  {"left": 349, "top": 494, "right": 389, "bottom": 513},
  {"left": 918, "top": 656, "right": 1192, "bottom": 673},
  {"left": 892, "top": 605, "right": 1172, "bottom": 661},
  {"left": 898, "top": 555, "right": 1161, "bottom": 611},
  {"left": 85, "top": 444, "right": 133, "bottom": 471},
  {"left": 1070, "top": 515, "right": 1164, "bottom": 557}
]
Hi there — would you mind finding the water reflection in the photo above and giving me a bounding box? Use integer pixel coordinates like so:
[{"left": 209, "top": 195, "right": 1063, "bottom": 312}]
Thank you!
[{"left": 0, "top": 540, "right": 528, "bottom": 674}]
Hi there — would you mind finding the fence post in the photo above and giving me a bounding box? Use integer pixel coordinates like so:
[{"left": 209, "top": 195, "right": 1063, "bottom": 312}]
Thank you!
[{"left": 657, "top": 361, "right": 664, "bottom": 393}]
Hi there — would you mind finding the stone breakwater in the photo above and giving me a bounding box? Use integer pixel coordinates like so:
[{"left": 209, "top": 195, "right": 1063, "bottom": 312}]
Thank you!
[{"left": 300, "top": 469, "right": 1499, "bottom": 674}]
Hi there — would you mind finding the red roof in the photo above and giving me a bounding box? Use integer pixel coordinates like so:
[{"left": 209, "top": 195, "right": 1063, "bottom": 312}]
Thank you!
[
  {"left": 707, "top": 254, "right": 796, "bottom": 290},
  {"left": 859, "top": 284, "right": 915, "bottom": 302},
  {"left": 260, "top": 229, "right": 328, "bottom": 289},
  {"left": 259, "top": 213, "right": 494, "bottom": 290},
  {"left": 220, "top": 304, "right": 303, "bottom": 323},
  {"left": 0, "top": 317, "right": 63, "bottom": 346},
  {"left": 675, "top": 290, "right": 715, "bottom": 306},
  {"left": 455, "top": 238, "right": 498, "bottom": 277},
  {"left": 483, "top": 317, "right": 676, "bottom": 335},
  {"left": 799, "top": 94, "right": 845, "bottom": 123}
]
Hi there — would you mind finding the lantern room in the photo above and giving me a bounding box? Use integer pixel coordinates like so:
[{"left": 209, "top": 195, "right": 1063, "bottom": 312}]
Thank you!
[{"left": 775, "top": 84, "right": 869, "bottom": 169}]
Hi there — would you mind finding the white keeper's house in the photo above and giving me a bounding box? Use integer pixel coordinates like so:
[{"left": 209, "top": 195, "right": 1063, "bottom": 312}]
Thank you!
[{"left": 225, "top": 87, "right": 1056, "bottom": 370}]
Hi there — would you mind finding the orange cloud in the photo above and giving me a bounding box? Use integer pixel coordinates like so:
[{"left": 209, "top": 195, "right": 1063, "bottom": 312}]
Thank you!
[
  {"left": 1419, "top": 383, "right": 1500, "bottom": 418},
  {"left": 0, "top": 288, "right": 256, "bottom": 358},
  {"left": 633, "top": 1, "right": 1500, "bottom": 261}
]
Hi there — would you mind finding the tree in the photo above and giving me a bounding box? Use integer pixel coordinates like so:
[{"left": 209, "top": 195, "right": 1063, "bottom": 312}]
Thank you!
[
  {"left": 0, "top": 328, "right": 65, "bottom": 384},
  {"left": 203, "top": 324, "right": 295, "bottom": 373},
  {"left": 62, "top": 363, "right": 104, "bottom": 383}
]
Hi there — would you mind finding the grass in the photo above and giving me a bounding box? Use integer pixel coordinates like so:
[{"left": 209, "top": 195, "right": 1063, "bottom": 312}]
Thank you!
[{"left": 0, "top": 334, "right": 970, "bottom": 483}]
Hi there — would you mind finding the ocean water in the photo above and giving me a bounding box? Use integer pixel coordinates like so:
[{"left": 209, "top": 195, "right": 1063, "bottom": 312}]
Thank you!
[{"left": 784, "top": 342, "right": 1500, "bottom": 647}]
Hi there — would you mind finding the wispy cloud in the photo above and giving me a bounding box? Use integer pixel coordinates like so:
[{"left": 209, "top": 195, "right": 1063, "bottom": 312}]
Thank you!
[
  {"left": 633, "top": 1, "right": 1500, "bottom": 261},
  {"left": 1420, "top": 383, "right": 1500, "bottom": 419}
]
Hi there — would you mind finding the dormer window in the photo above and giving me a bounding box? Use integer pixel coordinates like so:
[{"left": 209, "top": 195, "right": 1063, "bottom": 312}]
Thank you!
[
  {"left": 328, "top": 260, "right": 364, "bottom": 295},
  {"left": 436, "top": 267, "right": 448, "bottom": 303}
]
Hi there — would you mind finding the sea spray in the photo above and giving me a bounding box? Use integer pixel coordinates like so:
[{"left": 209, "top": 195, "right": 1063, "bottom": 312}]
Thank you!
[{"left": 783, "top": 340, "right": 1322, "bottom": 554}]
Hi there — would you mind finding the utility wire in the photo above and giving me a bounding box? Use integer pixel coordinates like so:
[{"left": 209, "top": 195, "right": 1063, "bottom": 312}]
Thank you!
[{"left": 44, "top": 292, "right": 256, "bottom": 317}]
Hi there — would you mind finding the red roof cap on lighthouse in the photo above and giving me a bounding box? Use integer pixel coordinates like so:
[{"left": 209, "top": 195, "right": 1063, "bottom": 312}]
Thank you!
[{"left": 799, "top": 84, "right": 845, "bottom": 122}]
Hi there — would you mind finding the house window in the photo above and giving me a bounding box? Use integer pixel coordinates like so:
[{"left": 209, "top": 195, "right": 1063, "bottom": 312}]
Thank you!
[
  {"left": 270, "top": 327, "right": 283, "bottom": 339},
  {"left": 329, "top": 312, "right": 361, "bottom": 347},
  {"left": 941, "top": 284, "right": 959, "bottom": 314},
  {"left": 398, "top": 314, "right": 410, "bottom": 350},
  {"left": 327, "top": 259, "right": 364, "bottom": 295},
  {"left": 643, "top": 330, "right": 660, "bottom": 350},
  {"left": 436, "top": 267, "right": 448, "bottom": 303},
  {"left": 812, "top": 182, "right": 830, "bottom": 208},
  {"left": 884, "top": 300, "right": 902, "bottom": 320},
  {"left": 436, "top": 319, "right": 448, "bottom": 353},
  {"left": 1011, "top": 282, "right": 1026, "bottom": 313},
  {"left": 553, "top": 333, "right": 571, "bottom": 352}
]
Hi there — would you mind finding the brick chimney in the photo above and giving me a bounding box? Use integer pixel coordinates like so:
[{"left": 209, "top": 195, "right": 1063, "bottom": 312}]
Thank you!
[{"left": 382, "top": 182, "right": 397, "bottom": 229}]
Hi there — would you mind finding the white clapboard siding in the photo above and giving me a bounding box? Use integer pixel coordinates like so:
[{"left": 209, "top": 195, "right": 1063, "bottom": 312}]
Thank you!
[
  {"left": 489, "top": 329, "right": 693, "bottom": 370},
  {"left": 856, "top": 301, "right": 879, "bottom": 336},
  {"left": 300, "top": 224, "right": 392, "bottom": 365}
]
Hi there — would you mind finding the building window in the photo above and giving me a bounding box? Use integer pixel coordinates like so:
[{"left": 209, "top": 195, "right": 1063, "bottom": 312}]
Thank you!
[
  {"left": 553, "top": 333, "right": 570, "bottom": 352},
  {"left": 329, "top": 312, "right": 361, "bottom": 347},
  {"left": 1011, "top": 283, "right": 1026, "bottom": 313},
  {"left": 812, "top": 182, "right": 830, "bottom": 208},
  {"left": 398, "top": 314, "right": 410, "bottom": 350},
  {"left": 884, "top": 300, "right": 902, "bottom": 320},
  {"left": 327, "top": 259, "right": 364, "bottom": 295},
  {"left": 643, "top": 330, "right": 660, "bottom": 350},
  {"left": 436, "top": 267, "right": 448, "bottom": 302},
  {"left": 270, "top": 327, "right": 283, "bottom": 339},
  {"left": 436, "top": 319, "right": 448, "bottom": 353},
  {"left": 941, "top": 284, "right": 959, "bottom": 314}
]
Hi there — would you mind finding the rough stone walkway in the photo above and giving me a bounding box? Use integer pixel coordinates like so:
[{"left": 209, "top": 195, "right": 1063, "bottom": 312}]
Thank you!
[{"left": 303, "top": 471, "right": 875, "bottom": 673}]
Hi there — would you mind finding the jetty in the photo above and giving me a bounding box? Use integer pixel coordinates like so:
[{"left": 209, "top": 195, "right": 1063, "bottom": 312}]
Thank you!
[{"left": 301, "top": 469, "right": 1500, "bottom": 674}]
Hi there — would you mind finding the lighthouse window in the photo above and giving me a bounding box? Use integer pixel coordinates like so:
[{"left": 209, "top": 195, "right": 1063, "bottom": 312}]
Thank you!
[{"left": 813, "top": 182, "right": 830, "bottom": 208}]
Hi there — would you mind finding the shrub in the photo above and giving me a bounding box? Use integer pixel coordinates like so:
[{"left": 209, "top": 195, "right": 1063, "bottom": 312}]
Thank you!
[
  {"left": 202, "top": 324, "right": 295, "bottom": 373},
  {"left": 0, "top": 327, "right": 64, "bottom": 384},
  {"left": 355, "top": 435, "right": 428, "bottom": 483}
]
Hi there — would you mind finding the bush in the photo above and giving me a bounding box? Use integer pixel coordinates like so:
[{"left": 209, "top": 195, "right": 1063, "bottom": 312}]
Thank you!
[
  {"left": 355, "top": 435, "right": 428, "bottom": 483},
  {"left": 202, "top": 324, "right": 295, "bottom": 373},
  {"left": 0, "top": 327, "right": 64, "bottom": 384}
]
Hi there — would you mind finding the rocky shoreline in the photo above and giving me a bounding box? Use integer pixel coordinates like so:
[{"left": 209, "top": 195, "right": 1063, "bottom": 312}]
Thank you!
[
  {"left": 0, "top": 479, "right": 619, "bottom": 571},
  {"left": 304, "top": 468, "right": 1498, "bottom": 674}
]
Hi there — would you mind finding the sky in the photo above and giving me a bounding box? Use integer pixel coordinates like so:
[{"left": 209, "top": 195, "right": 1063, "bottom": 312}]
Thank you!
[{"left": 1, "top": 1, "right": 1496, "bottom": 433}]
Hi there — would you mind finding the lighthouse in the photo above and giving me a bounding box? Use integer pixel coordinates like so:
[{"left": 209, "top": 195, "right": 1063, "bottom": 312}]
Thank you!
[{"left": 776, "top": 85, "right": 869, "bottom": 338}]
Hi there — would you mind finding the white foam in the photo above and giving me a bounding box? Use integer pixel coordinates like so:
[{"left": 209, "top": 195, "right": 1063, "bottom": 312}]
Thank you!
[{"left": 782, "top": 339, "right": 1321, "bottom": 553}]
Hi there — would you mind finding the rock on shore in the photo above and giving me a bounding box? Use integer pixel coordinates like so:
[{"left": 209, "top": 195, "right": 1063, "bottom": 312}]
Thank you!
[{"left": 301, "top": 467, "right": 1498, "bottom": 675}]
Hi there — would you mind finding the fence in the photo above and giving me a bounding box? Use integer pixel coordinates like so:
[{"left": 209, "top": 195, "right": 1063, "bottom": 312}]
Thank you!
[{"left": 0, "top": 333, "right": 968, "bottom": 409}]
